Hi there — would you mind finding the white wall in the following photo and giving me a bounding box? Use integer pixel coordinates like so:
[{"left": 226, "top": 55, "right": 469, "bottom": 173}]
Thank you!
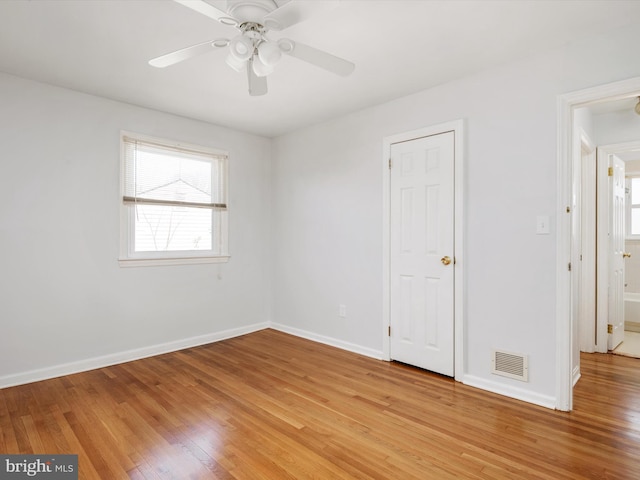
[
  {"left": 0, "top": 73, "right": 272, "bottom": 387},
  {"left": 271, "top": 24, "right": 640, "bottom": 406}
]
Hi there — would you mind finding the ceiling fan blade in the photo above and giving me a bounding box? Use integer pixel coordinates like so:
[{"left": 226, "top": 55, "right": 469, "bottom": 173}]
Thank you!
[
  {"left": 247, "top": 58, "right": 268, "bottom": 96},
  {"left": 263, "top": 0, "right": 339, "bottom": 31},
  {"left": 174, "top": 0, "right": 239, "bottom": 26},
  {"left": 278, "top": 39, "right": 354, "bottom": 77},
  {"left": 149, "top": 39, "right": 228, "bottom": 68}
]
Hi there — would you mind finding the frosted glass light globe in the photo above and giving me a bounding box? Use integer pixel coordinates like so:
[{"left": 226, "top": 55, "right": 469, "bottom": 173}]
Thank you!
[
  {"left": 257, "top": 41, "right": 282, "bottom": 67},
  {"left": 252, "top": 57, "right": 274, "bottom": 77},
  {"left": 229, "top": 35, "right": 253, "bottom": 61}
]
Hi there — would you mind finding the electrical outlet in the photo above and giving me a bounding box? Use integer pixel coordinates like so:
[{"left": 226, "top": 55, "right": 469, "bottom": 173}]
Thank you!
[{"left": 338, "top": 304, "right": 346, "bottom": 318}]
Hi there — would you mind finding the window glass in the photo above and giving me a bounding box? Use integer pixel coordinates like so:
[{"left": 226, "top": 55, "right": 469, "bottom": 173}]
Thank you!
[
  {"left": 120, "top": 133, "right": 228, "bottom": 266},
  {"left": 134, "top": 205, "right": 213, "bottom": 252},
  {"left": 632, "top": 207, "right": 640, "bottom": 236},
  {"left": 632, "top": 177, "right": 640, "bottom": 205}
]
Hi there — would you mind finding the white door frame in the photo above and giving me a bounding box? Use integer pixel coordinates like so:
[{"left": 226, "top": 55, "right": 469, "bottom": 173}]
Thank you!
[
  {"left": 577, "top": 131, "right": 597, "bottom": 355},
  {"left": 557, "top": 76, "right": 640, "bottom": 411},
  {"left": 382, "top": 119, "right": 465, "bottom": 382}
]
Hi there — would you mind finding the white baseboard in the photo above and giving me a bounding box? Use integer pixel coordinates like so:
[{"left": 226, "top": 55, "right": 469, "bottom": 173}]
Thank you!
[
  {"left": 270, "top": 322, "right": 384, "bottom": 360},
  {"left": 572, "top": 365, "right": 581, "bottom": 387},
  {"left": 625, "top": 321, "right": 640, "bottom": 333},
  {"left": 462, "top": 374, "right": 556, "bottom": 410},
  {"left": 0, "top": 322, "right": 269, "bottom": 389}
]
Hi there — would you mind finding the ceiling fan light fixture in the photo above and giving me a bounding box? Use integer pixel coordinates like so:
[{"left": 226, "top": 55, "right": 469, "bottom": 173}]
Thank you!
[
  {"left": 154, "top": 0, "right": 356, "bottom": 96},
  {"left": 229, "top": 35, "right": 254, "bottom": 61},
  {"left": 252, "top": 56, "right": 274, "bottom": 77},
  {"left": 257, "top": 40, "right": 282, "bottom": 66}
]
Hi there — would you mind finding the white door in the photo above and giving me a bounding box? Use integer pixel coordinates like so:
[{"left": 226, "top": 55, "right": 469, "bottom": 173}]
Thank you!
[
  {"left": 608, "top": 154, "right": 625, "bottom": 350},
  {"left": 389, "top": 132, "right": 455, "bottom": 376}
]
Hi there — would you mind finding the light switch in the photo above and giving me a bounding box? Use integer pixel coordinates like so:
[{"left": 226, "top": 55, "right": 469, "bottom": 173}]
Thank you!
[{"left": 536, "top": 215, "right": 550, "bottom": 235}]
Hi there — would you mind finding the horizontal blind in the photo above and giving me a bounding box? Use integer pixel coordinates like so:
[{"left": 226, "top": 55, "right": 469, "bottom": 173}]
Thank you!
[{"left": 123, "top": 136, "right": 227, "bottom": 209}]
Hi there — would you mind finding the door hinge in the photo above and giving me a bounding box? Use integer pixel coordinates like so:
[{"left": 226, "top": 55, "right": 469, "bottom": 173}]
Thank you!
[
  {"left": 607, "top": 324, "right": 613, "bottom": 334},
  {"left": 388, "top": 325, "right": 391, "bottom": 336},
  {"left": 389, "top": 158, "right": 392, "bottom": 169},
  {"left": 608, "top": 166, "right": 614, "bottom": 177},
  {"left": 568, "top": 262, "right": 572, "bottom": 272}
]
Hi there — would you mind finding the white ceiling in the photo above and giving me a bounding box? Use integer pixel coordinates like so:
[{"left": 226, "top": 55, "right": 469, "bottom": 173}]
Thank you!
[{"left": 1, "top": 0, "right": 640, "bottom": 138}]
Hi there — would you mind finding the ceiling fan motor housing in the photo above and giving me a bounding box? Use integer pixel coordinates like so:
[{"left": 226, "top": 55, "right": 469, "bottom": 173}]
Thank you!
[{"left": 226, "top": 0, "right": 278, "bottom": 24}]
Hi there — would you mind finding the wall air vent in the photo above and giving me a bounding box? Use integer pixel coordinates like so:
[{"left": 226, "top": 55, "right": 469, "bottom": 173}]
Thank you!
[{"left": 491, "top": 349, "right": 529, "bottom": 382}]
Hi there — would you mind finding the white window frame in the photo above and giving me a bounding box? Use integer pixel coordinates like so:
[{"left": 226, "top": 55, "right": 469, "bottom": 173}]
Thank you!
[
  {"left": 626, "top": 175, "right": 640, "bottom": 240},
  {"left": 119, "top": 131, "right": 230, "bottom": 267}
]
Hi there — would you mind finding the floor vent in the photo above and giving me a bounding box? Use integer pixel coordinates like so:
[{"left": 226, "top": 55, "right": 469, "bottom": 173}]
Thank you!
[{"left": 491, "top": 349, "right": 529, "bottom": 382}]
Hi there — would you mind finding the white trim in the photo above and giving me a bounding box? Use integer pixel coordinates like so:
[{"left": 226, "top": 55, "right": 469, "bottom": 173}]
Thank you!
[
  {"left": 453, "top": 122, "right": 465, "bottom": 383},
  {"left": 556, "top": 93, "right": 573, "bottom": 411},
  {"left": 572, "top": 366, "right": 581, "bottom": 387},
  {"left": 118, "top": 255, "right": 230, "bottom": 267},
  {"left": 381, "top": 119, "right": 465, "bottom": 382},
  {"left": 0, "top": 322, "right": 268, "bottom": 389},
  {"left": 270, "top": 322, "right": 384, "bottom": 360},
  {"left": 461, "top": 374, "right": 556, "bottom": 410},
  {"left": 120, "top": 130, "right": 229, "bottom": 157},
  {"left": 556, "top": 76, "right": 640, "bottom": 412},
  {"left": 577, "top": 130, "right": 597, "bottom": 354},
  {"left": 596, "top": 147, "right": 611, "bottom": 353}
]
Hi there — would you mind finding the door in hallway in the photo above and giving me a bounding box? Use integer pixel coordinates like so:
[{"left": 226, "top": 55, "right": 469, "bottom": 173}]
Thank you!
[{"left": 608, "top": 153, "right": 625, "bottom": 350}]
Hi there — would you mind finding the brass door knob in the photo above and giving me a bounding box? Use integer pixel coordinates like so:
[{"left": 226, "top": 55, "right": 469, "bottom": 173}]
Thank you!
[
  {"left": 623, "top": 252, "right": 632, "bottom": 258},
  {"left": 441, "top": 256, "right": 452, "bottom": 266}
]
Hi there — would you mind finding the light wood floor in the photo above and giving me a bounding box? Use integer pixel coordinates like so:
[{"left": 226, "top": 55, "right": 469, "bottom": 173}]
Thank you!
[{"left": 1, "top": 329, "right": 640, "bottom": 479}]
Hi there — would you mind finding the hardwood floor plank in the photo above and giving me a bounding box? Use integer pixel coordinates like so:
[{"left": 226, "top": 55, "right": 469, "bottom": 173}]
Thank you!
[
  {"left": 0, "top": 391, "right": 19, "bottom": 452},
  {"left": 1, "top": 329, "right": 640, "bottom": 479}
]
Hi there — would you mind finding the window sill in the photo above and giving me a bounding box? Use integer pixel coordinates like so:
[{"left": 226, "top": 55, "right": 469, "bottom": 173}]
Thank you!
[{"left": 118, "top": 255, "right": 230, "bottom": 268}]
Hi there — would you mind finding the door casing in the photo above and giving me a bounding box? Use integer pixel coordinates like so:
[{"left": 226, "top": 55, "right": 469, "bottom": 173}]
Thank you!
[
  {"left": 557, "top": 76, "right": 640, "bottom": 411},
  {"left": 382, "top": 119, "right": 464, "bottom": 382},
  {"left": 577, "top": 132, "right": 597, "bottom": 356}
]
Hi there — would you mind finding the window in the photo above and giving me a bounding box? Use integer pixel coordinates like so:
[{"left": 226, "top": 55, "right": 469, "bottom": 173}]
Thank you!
[
  {"left": 627, "top": 176, "right": 640, "bottom": 238},
  {"left": 119, "top": 132, "right": 229, "bottom": 266}
]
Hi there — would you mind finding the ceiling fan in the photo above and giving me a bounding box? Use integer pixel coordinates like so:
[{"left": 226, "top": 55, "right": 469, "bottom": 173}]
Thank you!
[{"left": 149, "top": 0, "right": 355, "bottom": 96}]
